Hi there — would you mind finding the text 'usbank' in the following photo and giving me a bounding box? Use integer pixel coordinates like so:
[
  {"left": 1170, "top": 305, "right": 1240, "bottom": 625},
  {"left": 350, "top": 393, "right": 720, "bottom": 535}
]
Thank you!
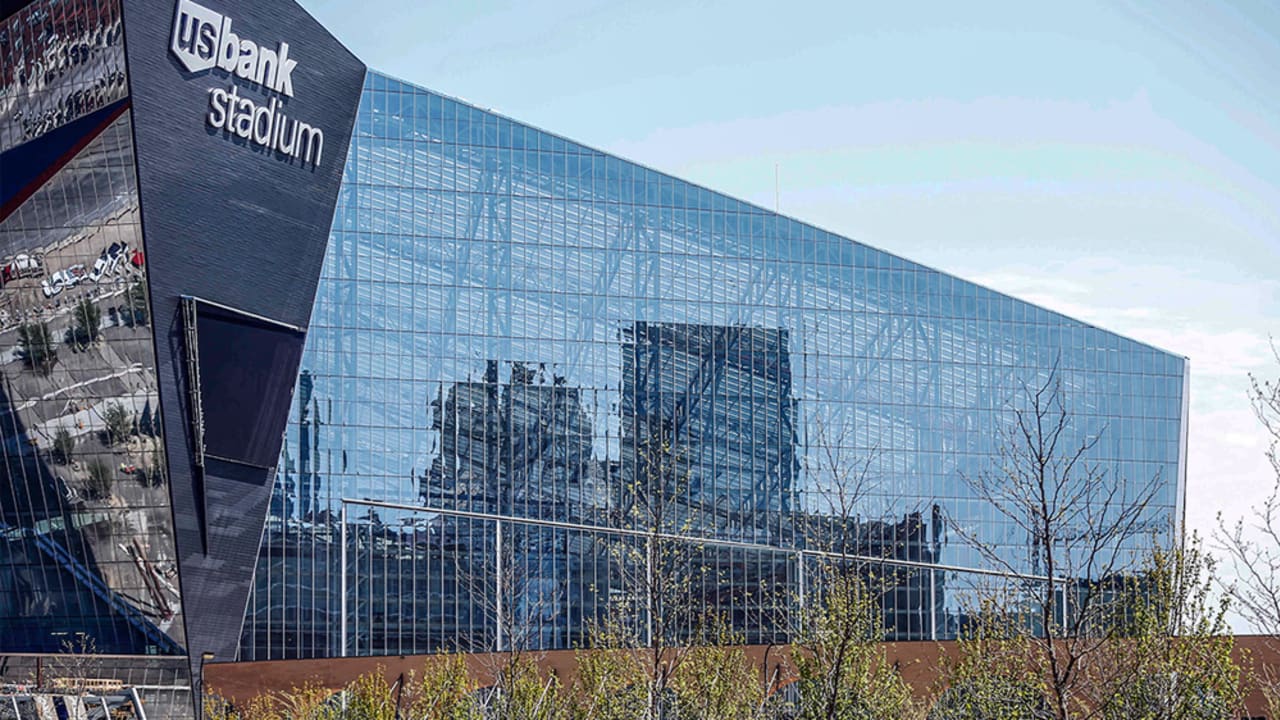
[{"left": 170, "top": 0, "right": 324, "bottom": 166}]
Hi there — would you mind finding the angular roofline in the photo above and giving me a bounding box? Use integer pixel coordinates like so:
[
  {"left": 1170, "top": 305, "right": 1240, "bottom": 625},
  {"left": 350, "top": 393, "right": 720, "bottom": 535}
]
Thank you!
[{"left": 363, "top": 68, "right": 1188, "bottom": 364}]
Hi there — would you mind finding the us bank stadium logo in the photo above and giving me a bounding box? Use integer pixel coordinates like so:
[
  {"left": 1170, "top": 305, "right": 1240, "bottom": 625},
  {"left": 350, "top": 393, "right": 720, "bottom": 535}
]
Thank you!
[{"left": 170, "top": 0, "right": 325, "bottom": 166}]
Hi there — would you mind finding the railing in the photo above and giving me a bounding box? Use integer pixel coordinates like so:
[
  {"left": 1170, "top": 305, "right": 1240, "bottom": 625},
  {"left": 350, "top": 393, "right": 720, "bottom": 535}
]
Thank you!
[{"left": 334, "top": 497, "right": 1065, "bottom": 657}]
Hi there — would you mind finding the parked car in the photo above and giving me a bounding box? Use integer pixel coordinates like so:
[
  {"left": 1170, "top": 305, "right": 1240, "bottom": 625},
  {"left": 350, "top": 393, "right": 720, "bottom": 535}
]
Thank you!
[
  {"left": 108, "top": 243, "right": 130, "bottom": 273},
  {"left": 2, "top": 254, "right": 43, "bottom": 281},
  {"left": 42, "top": 263, "right": 88, "bottom": 297},
  {"left": 87, "top": 242, "right": 131, "bottom": 282},
  {"left": 44, "top": 264, "right": 86, "bottom": 294},
  {"left": 89, "top": 255, "right": 113, "bottom": 282}
]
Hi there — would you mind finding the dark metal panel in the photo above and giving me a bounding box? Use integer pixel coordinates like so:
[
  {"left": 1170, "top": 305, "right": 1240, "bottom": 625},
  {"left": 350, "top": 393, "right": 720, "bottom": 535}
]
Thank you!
[
  {"left": 194, "top": 300, "right": 306, "bottom": 470},
  {"left": 119, "top": 0, "right": 365, "bottom": 666}
]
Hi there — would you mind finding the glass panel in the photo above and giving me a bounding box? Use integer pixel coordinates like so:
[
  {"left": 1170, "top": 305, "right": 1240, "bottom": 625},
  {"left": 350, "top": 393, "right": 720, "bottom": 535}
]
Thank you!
[
  {"left": 241, "top": 72, "right": 1186, "bottom": 659},
  {"left": 0, "top": 99, "right": 183, "bottom": 654},
  {"left": 0, "top": 0, "right": 128, "bottom": 154}
]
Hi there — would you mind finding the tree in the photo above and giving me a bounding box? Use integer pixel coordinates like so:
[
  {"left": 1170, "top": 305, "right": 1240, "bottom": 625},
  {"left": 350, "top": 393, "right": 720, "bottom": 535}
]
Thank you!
[
  {"left": 1215, "top": 341, "right": 1280, "bottom": 628},
  {"left": 85, "top": 459, "right": 113, "bottom": 500},
  {"left": 403, "top": 655, "right": 484, "bottom": 720},
  {"left": 950, "top": 366, "right": 1163, "bottom": 720},
  {"left": 52, "top": 427, "right": 75, "bottom": 465},
  {"left": 1096, "top": 536, "right": 1241, "bottom": 719},
  {"left": 126, "top": 280, "right": 149, "bottom": 326},
  {"left": 207, "top": 680, "right": 342, "bottom": 720},
  {"left": 138, "top": 399, "right": 154, "bottom": 437},
  {"left": 930, "top": 593, "right": 1052, "bottom": 720},
  {"left": 593, "top": 415, "right": 720, "bottom": 720},
  {"left": 473, "top": 654, "right": 566, "bottom": 720},
  {"left": 433, "top": 516, "right": 572, "bottom": 720},
  {"left": 780, "top": 421, "right": 921, "bottom": 720},
  {"left": 44, "top": 634, "right": 100, "bottom": 696},
  {"left": 571, "top": 647, "right": 647, "bottom": 720},
  {"left": 101, "top": 402, "right": 132, "bottom": 446},
  {"left": 341, "top": 669, "right": 400, "bottom": 720},
  {"left": 790, "top": 570, "right": 920, "bottom": 720},
  {"left": 931, "top": 540, "right": 1239, "bottom": 720},
  {"left": 669, "top": 641, "right": 764, "bottom": 720},
  {"left": 1215, "top": 340, "right": 1280, "bottom": 715},
  {"left": 72, "top": 298, "right": 101, "bottom": 347},
  {"left": 18, "top": 321, "right": 57, "bottom": 375},
  {"left": 572, "top": 628, "right": 765, "bottom": 720},
  {"left": 145, "top": 441, "right": 166, "bottom": 487},
  {"left": 205, "top": 658, "right": 483, "bottom": 720}
]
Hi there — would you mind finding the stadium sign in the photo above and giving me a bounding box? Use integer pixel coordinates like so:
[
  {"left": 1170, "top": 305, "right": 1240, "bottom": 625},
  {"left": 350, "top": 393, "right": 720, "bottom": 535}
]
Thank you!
[{"left": 170, "top": 0, "right": 325, "bottom": 165}]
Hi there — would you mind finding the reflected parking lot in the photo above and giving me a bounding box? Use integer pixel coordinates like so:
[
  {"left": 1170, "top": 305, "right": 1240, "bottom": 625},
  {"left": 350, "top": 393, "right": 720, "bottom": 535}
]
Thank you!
[{"left": 0, "top": 106, "right": 183, "bottom": 655}]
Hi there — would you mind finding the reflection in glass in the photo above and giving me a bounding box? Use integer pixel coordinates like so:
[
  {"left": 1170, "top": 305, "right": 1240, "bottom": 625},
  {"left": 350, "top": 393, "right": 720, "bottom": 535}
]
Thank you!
[
  {"left": 0, "top": 108, "right": 183, "bottom": 654},
  {"left": 0, "top": 0, "right": 128, "bottom": 153},
  {"left": 242, "top": 72, "right": 1186, "bottom": 660}
]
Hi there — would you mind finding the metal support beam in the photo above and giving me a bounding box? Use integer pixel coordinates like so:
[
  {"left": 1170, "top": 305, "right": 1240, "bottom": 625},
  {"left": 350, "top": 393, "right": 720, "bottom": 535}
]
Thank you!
[
  {"left": 929, "top": 567, "right": 937, "bottom": 641},
  {"left": 644, "top": 534, "right": 653, "bottom": 648},
  {"left": 495, "top": 519, "right": 504, "bottom": 652},
  {"left": 797, "top": 554, "right": 806, "bottom": 610},
  {"left": 342, "top": 497, "right": 1063, "bottom": 583},
  {"left": 180, "top": 296, "right": 205, "bottom": 471},
  {"left": 339, "top": 503, "right": 348, "bottom": 658},
  {"left": 128, "top": 687, "right": 148, "bottom": 720}
]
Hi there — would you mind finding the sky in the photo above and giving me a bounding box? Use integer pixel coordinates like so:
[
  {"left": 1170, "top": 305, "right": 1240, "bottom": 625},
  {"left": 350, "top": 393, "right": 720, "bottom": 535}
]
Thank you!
[{"left": 300, "top": 0, "right": 1280, "bottom": 624}]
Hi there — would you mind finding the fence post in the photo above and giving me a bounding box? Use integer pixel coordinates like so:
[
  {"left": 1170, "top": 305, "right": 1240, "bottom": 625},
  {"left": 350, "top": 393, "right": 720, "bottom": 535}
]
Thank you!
[
  {"left": 495, "top": 519, "right": 504, "bottom": 653},
  {"left": 797, "top": 551, "right": 807, "bottom": 611},
  {"left": 929, "top": 567, "right": 937, "bottom": 641},
  {"left": 646, "top": 535, "right": 656, "bottom": 647},
  {"left": 339, "top": 503, "right": 348, "bottom": 657}
]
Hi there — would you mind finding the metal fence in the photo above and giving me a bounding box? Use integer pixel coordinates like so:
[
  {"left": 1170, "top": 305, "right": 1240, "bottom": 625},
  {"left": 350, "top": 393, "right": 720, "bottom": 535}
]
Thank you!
[{"left": 334, "top": 498, "right": 1066, "bottom": 657}]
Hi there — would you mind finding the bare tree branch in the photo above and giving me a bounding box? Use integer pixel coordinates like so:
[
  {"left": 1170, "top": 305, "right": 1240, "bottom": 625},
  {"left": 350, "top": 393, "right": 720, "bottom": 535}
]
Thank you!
[
  {"left": 949, "top": 365, "right": 1164, "bottom": 720},
  {"left": 1214, "top": 338, "right": 1280, "bottom": 713}
]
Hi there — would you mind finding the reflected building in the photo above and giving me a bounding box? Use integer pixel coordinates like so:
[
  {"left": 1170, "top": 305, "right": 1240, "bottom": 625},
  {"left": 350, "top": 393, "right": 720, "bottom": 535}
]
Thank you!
[
  {"left": 619, "top": 321, "right": 799, "bottom": 544},
  {"left": 3, "top": 0, "right": 1189, "bottom": 713},
  {"left": 0, "top": 0, "right": 191, "bottom": 705},
  {"left": 801, "top": 506, "right": 948, "bottom": 639},
  {"left": 244, "top": 70, "right": 1187, "bottom": 658},
  {"left": 422, "top": 359, "right": 599, "bottom": 521}
]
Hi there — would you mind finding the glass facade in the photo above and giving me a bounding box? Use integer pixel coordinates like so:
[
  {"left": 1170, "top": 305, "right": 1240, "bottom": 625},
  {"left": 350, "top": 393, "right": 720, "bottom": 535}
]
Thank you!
[
  {"left": 0, "top": 0, "right": 128, "bottom": 154},
  {"left": 241, "top": 71, "right": 1187, "bottom": 660},
  {"left": 0, "top": 0, "right": 183, "bottom": 659},
  {"left": 0, "top": 0, "right": 1191, "bottom": 687}
]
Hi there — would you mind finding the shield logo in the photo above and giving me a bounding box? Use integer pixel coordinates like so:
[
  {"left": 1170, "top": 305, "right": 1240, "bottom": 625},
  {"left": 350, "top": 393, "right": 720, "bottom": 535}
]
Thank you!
[{"left": 170, "top": 0, "right": 222, "bottom": 73}]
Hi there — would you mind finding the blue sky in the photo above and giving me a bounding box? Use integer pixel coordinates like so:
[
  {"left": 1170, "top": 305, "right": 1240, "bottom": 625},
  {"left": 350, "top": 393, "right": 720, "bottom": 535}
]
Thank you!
[{"left": 302, "top": 0, "right": 1279, "bottom": 620}]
